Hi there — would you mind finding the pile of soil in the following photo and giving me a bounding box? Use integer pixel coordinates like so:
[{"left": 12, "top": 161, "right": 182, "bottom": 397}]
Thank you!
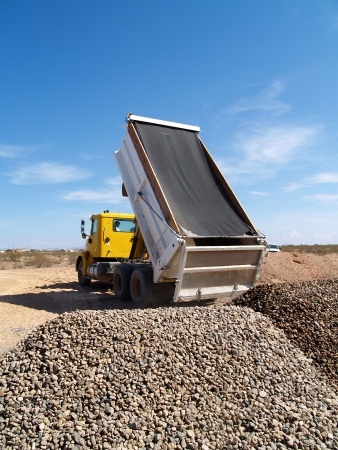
[{"left": 259, "top": 251, "right": 338, "bottom": 284}]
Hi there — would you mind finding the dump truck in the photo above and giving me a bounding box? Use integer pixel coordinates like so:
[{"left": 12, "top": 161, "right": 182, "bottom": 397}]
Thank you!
[{"left": 76, "top": 114, "right": 267, "bottom": 307}]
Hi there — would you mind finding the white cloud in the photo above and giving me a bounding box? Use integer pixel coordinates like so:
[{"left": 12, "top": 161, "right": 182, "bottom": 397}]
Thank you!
[
  {"left": 249, "top": 191, "right": 269, "bottom": 197},
  {"left": 259, "top": 204, "right": 338, "bottom": 245},
  {"left": 284, "top": 172, "right": 338, "bottom": 192},
  {"left": 0, "top": 144, "right": 43, "bottom": 158},
  {"left": 8, "top": 162, "right": 92, "bottom": 185},
  {"left": 283, "top": 182, "right": 303, "bottom": 192},
  {"left": 219, "top": 124, "right": 318, "bottom": 182},
  {"left": 215, "top": 79, "right": 321, "bottom": 184},
  {"left": 304, "top": 194, "right": 338, "bottom": 202},
  {"left": 81, "top": 153, "right": 104, "bottom": 161},
  {"left": 307, "top": 172, "right": 338, "bottom": 183},
  {"left": 239, "top": 125, "right": 316, "bottom": 164},
  {"left": 226, "top": 80, "right": 290, "bottom": 117},
  {"left": 0, "top": 145, "right": 21, "bottom": 158},
  {"left": 63, "top": 188, "right": 124, "bottom": 204},
  {"left": 63, "top": 177, "right": 126, "bottom": 204}
]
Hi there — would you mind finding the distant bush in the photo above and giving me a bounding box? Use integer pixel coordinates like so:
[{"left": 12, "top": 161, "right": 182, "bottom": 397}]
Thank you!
[
  {"left": 0, "top": 250, "right": 79, "bottom": 269},
  {"left": 281, "top": 244, "right": 338, "bottom": 255},
  {"left": 66, "top": 251, "right": 79, "bottom": 265},
  {"left": 5, "top": 251, "right": 21, "bottom": 262},
  {"left": 26, "top": 254, "right": 53, "bottom": 268}
]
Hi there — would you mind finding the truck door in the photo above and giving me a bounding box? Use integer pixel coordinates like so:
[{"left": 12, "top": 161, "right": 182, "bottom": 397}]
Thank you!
[
  {"left": 112, "top": 218, "right": 135, "bottom": 258},
  {"left": 88, "top": 217, "right": 99, "bottom": 256}
]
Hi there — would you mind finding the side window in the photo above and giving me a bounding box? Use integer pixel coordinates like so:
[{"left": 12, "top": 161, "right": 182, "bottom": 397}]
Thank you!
[
  {"left": 91, "top": 219, "right": 98, "bottom": 235},
  {"left": 113, "top": 219, "right": 135, "bottom": 232},
  {"left": 113, "top": 220, "right": 121, "bottom": 232}
]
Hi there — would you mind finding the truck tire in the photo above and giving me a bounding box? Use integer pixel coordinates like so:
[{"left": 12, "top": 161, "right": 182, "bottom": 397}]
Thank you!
[
  {"left": 113, "top": 264, "right": 132, "bottom": 301},
  {"left": 78, "top": 260, "right": 91, "bottom": 286},
  {"left": 130, "top": 267, "right": 153, "bottom": 308}
]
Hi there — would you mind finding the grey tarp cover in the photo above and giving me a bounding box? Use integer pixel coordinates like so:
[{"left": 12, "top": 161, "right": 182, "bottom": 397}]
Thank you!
[{"left": 135, "top": 122, "right": 254, "bottom": 238}]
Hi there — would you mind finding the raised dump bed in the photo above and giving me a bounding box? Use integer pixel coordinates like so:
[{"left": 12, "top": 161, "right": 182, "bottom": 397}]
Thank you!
[{"left": 115, "top": 114, "right": 267, "bottom": 302}]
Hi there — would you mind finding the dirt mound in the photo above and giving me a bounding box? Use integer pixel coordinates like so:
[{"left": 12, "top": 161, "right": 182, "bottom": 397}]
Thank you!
[{"left": 260, "top": 251, "right": 338, "bottom": 284}]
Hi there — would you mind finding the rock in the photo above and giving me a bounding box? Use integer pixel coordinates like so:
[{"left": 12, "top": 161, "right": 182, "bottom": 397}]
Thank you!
[
  {"left": 234, "top": 278, "right": 338, "bottom": 386},
  {"left": 0, "top": 294, "right": 337, "bottom": 449}
]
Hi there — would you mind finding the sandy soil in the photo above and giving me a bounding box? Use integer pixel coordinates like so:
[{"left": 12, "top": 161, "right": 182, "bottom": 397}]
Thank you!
[
  {"left": 260, "top": 251, "right": 338, "bottom": 284},
  {"left": 1, "top": 252, "right": 338, "bottom": 355}
]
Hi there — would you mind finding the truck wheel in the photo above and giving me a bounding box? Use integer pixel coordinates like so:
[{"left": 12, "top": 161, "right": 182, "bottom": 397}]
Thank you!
[
  {"left": 78, "top": 260, "right": 91, "bottom": 286},
  {"left": 113, "top": 264, "right": 132, "bottom": 301},
  {"left": 130, "top": 268, "right": 153, "bottom": 308}
]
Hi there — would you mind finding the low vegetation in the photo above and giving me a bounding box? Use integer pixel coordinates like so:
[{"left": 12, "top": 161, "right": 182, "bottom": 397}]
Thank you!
[
  {"left": 280, "top": 244, "right": 338, "bottom": 255},
  {"left": 1, "top": 246, "right": 337, "bottom": 270},
  {"left": 0, "top": 250, "right": 79, "bottom": 270}
]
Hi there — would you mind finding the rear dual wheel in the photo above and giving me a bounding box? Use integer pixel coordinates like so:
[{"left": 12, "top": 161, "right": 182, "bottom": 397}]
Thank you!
[
  {"left": 130, "top": 268, "right": 175, "bottom": 308},
  {"left": 114, "top": 264, "right": 175, "bottom": 308},
  {"left": 113, "top": 264, "right": 133, "bottom": 301},
  {"left": 130, "top": 268, "right": 153, "bottom": 308}
]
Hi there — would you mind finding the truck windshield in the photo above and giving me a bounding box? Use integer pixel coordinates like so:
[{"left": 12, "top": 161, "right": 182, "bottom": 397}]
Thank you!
[{"left": 113, "top": 219, "right": 135, "bottom": 232}]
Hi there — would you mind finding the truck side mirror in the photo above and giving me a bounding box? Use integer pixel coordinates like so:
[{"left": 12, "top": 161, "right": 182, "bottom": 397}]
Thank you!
[{"left": 81, "top": 219, "right": 87, "bottom": 238}]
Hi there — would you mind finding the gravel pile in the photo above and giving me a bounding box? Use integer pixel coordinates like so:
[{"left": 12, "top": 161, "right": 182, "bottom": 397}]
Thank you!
[
  {"left": 234, "top": 279, "right": 338, "bottom": 386},
  {"left": 1, "top": 304, "right": 337, "bottom": 449}
]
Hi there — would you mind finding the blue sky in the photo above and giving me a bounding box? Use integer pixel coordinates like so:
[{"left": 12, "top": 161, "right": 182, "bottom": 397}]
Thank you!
[{"left": 1, "top": 0, "right": 338, "bottom": 249}]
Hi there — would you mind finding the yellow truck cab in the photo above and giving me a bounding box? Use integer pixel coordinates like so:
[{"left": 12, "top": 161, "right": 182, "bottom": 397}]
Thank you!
[{"left": 76, "top": 211, "right": 135, "bottom": 286}]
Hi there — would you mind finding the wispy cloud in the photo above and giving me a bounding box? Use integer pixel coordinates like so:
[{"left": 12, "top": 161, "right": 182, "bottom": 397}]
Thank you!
[
  {"left": 307, "top": 172, "right": 338, "bottom": 183},
  {"left": 63, "top": 177, "right": 124, "bottom": 203},
  {"left": 249, "top": 191, "right": 269, "bottom": 197},
  {"left": 0, "top": 144, "right": 44, "bottom": 158},
  {"left": 284, "top": 172, "right": 338, "bottom": 191},
  {"left": 214, "top": 79, "right": 321, "bottom": 183},
  {"left": 81, "top": 153, "right": 104, "bottom": 161},
  {"left": 237, "top": 125, "right": 316, "bottom": 164},
  {"left": 218, "top": 124, "right": 318, "bottom": 182},
  {"left": 63, "top": 188, "right": 124, "bottom": 203},
  {"left": 283, "top": 182, "right": 303, "bottom": 192},
  {"left": 304, "top": 193, "right": 338, "bottom": 202},
  {"left": 8, "top": 162, "right": 92, "bottom": 185},
  {"left": 226, "top": 80, "right": 290, "bottom": 117}
]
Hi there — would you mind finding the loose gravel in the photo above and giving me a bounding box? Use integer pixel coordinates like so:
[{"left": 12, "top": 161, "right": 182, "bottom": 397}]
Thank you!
[
  {"left": 234, "top": 278, "right": 338, "bottom": 387},
  {"left": 0, "top": 300, "right": 337, "bottom": 449}
]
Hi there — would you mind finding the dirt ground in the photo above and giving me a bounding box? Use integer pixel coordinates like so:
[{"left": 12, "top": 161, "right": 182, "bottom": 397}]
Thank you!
[{"left": 1, "top": 252, "right": 338, "bottom": 355}]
